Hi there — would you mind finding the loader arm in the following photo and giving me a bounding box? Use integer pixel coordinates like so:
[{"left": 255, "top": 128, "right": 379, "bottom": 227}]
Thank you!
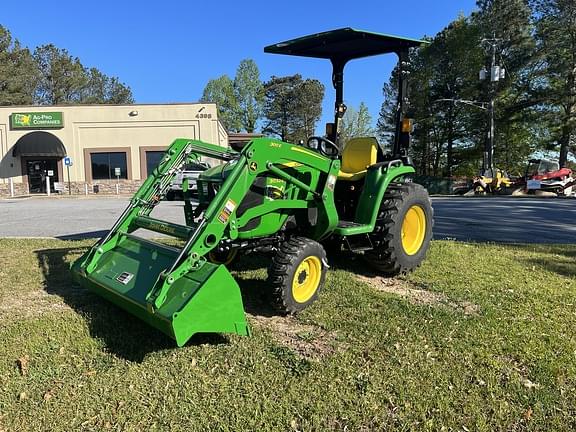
[
  {"left": 146, "top": 138, "right": 341, "bottom": 312},
  {"left": 72, "top": 137, "right": 340, "bottom": 346},
  {"left": 82, "top": 139, "right": 236, "bottom": 274}
]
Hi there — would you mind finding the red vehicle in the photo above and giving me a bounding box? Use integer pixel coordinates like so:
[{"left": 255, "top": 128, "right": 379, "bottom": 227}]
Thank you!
[{"left": 525, "top": 159, "right": 574, "bottom": 196}]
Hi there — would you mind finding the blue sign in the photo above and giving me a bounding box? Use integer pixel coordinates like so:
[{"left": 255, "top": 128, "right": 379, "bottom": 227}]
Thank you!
[{"left": 64, "top": 157, "right": 73, "bottom": 167}]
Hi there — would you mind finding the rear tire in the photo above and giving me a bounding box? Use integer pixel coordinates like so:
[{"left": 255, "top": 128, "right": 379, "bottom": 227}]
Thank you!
[
  {"left": 267, "top": 237, "right": 327, "bottom": 314},
  {"left": 365, "top": 183, "right": 433, "bottom": 275}
]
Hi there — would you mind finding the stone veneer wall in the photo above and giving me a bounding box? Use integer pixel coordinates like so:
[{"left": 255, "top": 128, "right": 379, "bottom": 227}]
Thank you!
[
  {"left": 0, "top": 181, "right": 30, "bottom": 197},
  {"left": 0, "top": 180, "right": 144, "bottom": 197}
]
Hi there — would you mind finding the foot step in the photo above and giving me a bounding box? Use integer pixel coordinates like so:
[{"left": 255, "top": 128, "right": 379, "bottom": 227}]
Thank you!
[
  {"left": 337, "top": 220, "right": 363, "bottom": 229},
  {"left": 344, "top": 234, "right": 374, "bottom": 252}
]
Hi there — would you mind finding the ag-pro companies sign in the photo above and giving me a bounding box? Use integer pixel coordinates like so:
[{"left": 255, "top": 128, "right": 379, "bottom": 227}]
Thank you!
[{"left": 11, "top": 112, "right": 64, "bottom": 129}]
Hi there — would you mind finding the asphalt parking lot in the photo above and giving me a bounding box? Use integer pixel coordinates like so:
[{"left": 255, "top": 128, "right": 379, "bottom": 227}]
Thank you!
[
  {"left": 0, "top": 195, "right": 574, "bottom": 243},
  {"left": 432, "top": 196, "right": 576, "bottom": 243}
]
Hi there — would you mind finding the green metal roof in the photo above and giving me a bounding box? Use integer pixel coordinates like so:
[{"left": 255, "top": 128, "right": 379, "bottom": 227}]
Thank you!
[{"left": 264, "top": 28, "right": 426, "bottom": 61}]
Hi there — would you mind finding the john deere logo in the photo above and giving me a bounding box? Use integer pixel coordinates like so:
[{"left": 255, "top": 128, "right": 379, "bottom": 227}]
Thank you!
[
  {"left": 249, "top": 162, "right": 258, "bottom": 172},
  {"left": 11, "top": 112, "right": 64, "bottom": 129}
]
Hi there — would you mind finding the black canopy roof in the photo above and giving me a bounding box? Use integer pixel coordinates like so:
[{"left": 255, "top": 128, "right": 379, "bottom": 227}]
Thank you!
[
  {"left": 12, "top": 131, "right": 67, "bottom": 158},
  {"left": 264, "top": 28, "right": 426, "bottom": 62}
]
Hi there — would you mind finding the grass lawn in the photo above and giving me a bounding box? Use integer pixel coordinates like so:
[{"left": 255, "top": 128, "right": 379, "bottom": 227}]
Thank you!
[{"left": 0, "top": 238, "right": 574, "bottom": 431}]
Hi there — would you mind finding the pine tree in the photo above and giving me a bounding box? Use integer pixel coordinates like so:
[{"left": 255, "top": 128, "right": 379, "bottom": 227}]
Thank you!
[
  {"left": 262, "top": 74, "right": 324, "bottom": 143},
  {"left": 234, "top": 59, "right": 264, "bottom": 133},
  {"left": 530, "top": 0, "right": 576, "bottom": 166},
  {"left": 33, "top": 44, "right": 132, "bottom": 105},
  {"left": 378, "top": 18, "right": 486, "bottom": 176},
  {"left": 33, "top": 44, "right": 88, "bottom": 104},
  {"left": 81, "top": 68, "right": 133, "bottom": 104},
  {"left": 0, "top": 26, "right": 37, "bottom": 105},
  {"left": 474, "top": 0, "right": 538, "bottom": 172}
]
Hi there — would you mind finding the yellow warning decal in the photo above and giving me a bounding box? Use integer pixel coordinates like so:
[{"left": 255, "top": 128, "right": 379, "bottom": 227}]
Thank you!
[
  {"left": 278, "top": 161, "right": 303, "bottom": 168},
  {"left": 291, "top": 147, "right": 325, "bottom": 160},
  {"left": 218, "top": 199, "right": 237, "bottom": 224}
]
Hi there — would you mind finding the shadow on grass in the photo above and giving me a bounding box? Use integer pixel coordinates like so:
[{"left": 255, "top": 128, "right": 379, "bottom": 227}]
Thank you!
[
  {"left": 327, "top": 250, "right": 391, "bottom": 278},
  {"left": 507, "top": 244, "right": 576, "bottom": 278},
  {"left": 219, "top": 253, "right": 281, "bottom": 318},
  {"left": 236, "top": 276, "right": 280, "bottom": 318},
  {"left": 227, "top": 252, "right": 274, "bottom": 272},
  {"left": 35, "top": 246, "right": 231, "bottom": 362}
]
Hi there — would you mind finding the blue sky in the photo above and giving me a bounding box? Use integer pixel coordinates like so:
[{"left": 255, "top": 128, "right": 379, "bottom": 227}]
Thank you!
[{"left": 2, "top": 0, "right": 477, "bottom": 131}]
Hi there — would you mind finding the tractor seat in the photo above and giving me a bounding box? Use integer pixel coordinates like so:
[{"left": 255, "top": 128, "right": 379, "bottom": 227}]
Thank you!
[{"left": 338, "top": 137, "right": 379, "bottom": 181}]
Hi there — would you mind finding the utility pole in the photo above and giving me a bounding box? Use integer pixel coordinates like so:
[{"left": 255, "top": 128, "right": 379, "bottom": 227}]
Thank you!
[
  {"left": 479, "top": 35, "right": 505, "bottom": 177},
  {"left": 434, "top": 36, "right": 505, "bottom": 179}
]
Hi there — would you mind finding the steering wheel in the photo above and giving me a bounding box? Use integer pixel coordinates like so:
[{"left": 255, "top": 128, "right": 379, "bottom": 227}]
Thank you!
[{"left": 307, "top": 136, "right": 340, "bottom": 158}]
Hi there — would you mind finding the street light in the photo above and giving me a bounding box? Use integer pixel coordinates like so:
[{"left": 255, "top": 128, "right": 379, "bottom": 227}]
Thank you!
[
  {"left": 479, "top": 36, "right": 506, "bottom": 176},
  {"left": 434, "top": 99, "right": 488, "bottom": 111}
]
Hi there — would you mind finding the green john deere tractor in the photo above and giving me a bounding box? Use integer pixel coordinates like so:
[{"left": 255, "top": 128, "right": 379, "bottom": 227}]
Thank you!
[{"left": 71, "top": 28, "right": 433, "bottom": 346}]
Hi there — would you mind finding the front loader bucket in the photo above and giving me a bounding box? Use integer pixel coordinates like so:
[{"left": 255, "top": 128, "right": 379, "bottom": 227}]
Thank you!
[{"left": 71, "top": 235, "right": 250, "bottom": 347}]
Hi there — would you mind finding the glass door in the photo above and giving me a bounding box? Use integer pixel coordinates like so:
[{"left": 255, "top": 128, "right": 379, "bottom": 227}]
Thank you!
[{"left": 26, "top": 159, "right": 59, "bottom": 193}]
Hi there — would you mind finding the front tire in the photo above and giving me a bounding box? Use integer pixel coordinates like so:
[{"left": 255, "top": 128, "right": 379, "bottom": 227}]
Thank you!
[
  {"left": 365, "top": 183, "right": 433, "bottom": 275},
  {"left": 267, "top": 237, "right": 327, "bottom": 314}
]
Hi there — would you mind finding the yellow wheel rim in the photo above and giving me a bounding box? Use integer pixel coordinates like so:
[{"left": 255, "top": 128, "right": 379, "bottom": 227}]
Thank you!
[
  {"left": 401, "top": 205, "right": 426, "bottom": 256},
  {"left": 292, "top": 256, "right": 322, "bottom": 303}
]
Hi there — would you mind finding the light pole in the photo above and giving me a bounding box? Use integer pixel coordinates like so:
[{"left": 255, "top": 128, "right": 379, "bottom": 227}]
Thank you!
[{"left": 479, "top": 35, "right": 505, "bottom": 177}]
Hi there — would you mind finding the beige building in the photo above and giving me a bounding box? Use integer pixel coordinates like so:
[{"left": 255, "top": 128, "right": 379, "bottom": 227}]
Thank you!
[{"left": 0, "top": 103, "right": 227, "bottom": 196}]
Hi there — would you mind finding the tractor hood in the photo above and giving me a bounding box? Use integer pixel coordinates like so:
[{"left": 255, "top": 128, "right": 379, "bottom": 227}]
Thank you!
[{"left": 199, "top": 160, "right": 238, "bottom": 183}]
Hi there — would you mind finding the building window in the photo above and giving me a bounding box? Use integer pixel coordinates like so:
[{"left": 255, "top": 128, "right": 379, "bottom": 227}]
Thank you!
[
  {"left": 91, "top": 152, "right": 128, "bottom": 180},
  {"left": 145, "top": 151, "right": 165, "bottom": 177}
]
